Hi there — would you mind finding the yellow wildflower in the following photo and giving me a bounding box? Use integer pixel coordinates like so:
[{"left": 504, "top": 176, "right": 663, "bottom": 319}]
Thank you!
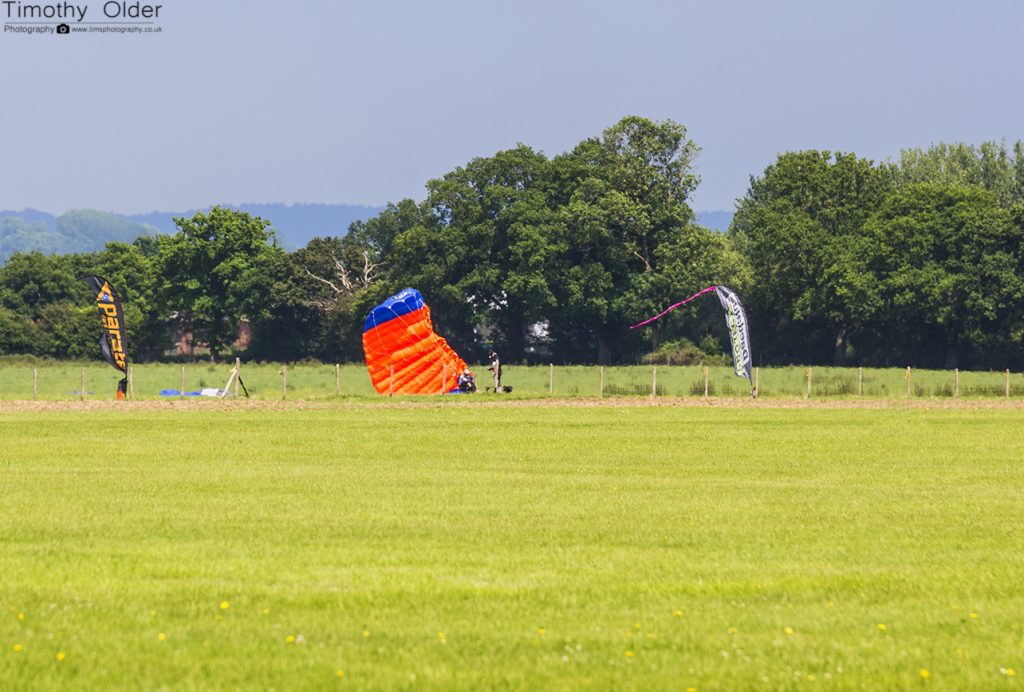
[
  {"left": 877, "top": 624, "right": 887, "bottom": 631},
  {"left": 285, "top": 635, "right": 296, "bottom": 644},
  {"left": 625, "top": 650, "right": 634, "bottom": 658},
  {"left": 337, "top": 669, "right": 345, "bottom": 678},
  {"left": 158, "top": 632, "right": 166, "bottom": 641},
  {"left": 13, "top": 643, "right": 22, "bottom": 652},
  {"left": 784, "top": 627, "right": 794, "bottom": 635},
  {"left": 220, "top": 601, "right": 230, "bottom": 610},
  {"left": 673, "top": 610, "right": 683, "bottom": 617},
  {"left": 362, "top": 629, "right": 370, "bottom": 638},
  {"left": 920, "top": 669, "right": 930, "bottom": 679},
  {"left": 56, "top": 652, "right": 65, "bottom": 661}
]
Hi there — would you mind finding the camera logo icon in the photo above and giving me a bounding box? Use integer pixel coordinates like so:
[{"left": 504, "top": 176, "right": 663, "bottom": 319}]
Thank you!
[{"left": 56, "top": 23, "right": 70, "bottom": 34}]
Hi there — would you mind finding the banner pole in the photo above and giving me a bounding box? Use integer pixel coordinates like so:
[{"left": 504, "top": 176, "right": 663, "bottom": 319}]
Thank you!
[
  {"left": 335, "top": 363, "right": 340, "bottom": 396},
  {"left": 954, "top": 368, "right": 959, "bottom": 398},
  {"left": 704, "top": 366, "right": 709, "bottom": 398},
  {"left": 905, "top": 366, "right": 911, "bottom": 398},
  {"left": 651, "top": 366, "right": 657, "bottom": 398},
  {"left": 128, "top": 366, "right": 134, "bottom": 400},
  {"left": 858, "top": 367, "right": 863, "bottom": 397},
  {"left": 549, "top": 363, "right": 554, "bottom": 395}
]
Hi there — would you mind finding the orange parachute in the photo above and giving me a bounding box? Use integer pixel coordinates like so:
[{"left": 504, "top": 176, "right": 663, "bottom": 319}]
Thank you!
[{"left": 362, "top": 288, "right": 468, "bottom": 395}]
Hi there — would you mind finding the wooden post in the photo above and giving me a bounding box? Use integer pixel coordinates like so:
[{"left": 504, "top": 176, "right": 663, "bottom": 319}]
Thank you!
[
  {"left": 335, "top": 363, "right": 340, "bottom": 397},
  {"left": 180, "top": 366, "right": 185, "bottom": 399},
  {"left": 1006, "top": 369, "right": 1010, "bottom": 398},
  {"left": 549, "top": 363, "right": 554, "bottom": 395},
  {"left": 440, "top": 364, "right": 447, "bottom": 395},
  {"left": 233, "top": 358, "right": 240, "bottom": 397},
  {"left": 805, "top": 367, "right": 812, "bottom": 399},
  {"left": 954, "top": 368, "right": 959, "bottom": 398},
  {"left": 905, "top": 366, "right": 911, "bottom": 398},
  {"left": 755, "top": 366, "right": 760, "bottom": 395},
  {"left": 389, "top": 364, "right": 394, "bottom": 397},
  {"left": 599, "top": 365, "right": 604, "bottom": 397},
  {"left": 128, "top": 366, "right": 135, "bottom": 400},
  {"left": 33, "top": 368, "right": 37, "bottom": 400},
  {"left": 80, "top": 368, "right": 85, "bottom": 401},
  {"left": 858, "top": 366, "right": 863, "bottom": 397},
  {"left": 651, "top": 366, "right": 657, "bottom": 398},
  {"left": 703, "top": 366, "right": 709, "bottom": 398},
  {"left": 282, "top": 365, "right": 288, "bottom": 400}
]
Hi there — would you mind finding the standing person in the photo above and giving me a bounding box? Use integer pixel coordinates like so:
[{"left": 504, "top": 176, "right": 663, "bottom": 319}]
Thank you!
[{"left": 489, "top": 350, "right": 502, "bottom": 392}]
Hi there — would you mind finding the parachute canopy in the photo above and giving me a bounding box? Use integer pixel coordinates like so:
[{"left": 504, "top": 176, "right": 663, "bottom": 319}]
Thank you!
[
  {"left": 630, "top": 284, "right": 753, "bottom": 382},
  {"left": 362, "top": 288, "right": 468, "bottom": 395}
]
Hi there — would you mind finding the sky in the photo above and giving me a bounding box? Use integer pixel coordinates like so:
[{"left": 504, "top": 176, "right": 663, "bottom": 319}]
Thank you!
[{"left": 1, "top": 0, "right": 1022, "bottom": 214}]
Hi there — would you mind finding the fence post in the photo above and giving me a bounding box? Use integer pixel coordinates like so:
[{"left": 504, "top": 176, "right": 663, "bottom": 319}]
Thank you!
[
  {"left": 282, "top": 365, "right": 287, "bottom": 400},
  {"left": 651, "top": 366, "right": 657, "bottom": 398},
  {"left": 180, "top": 366, "right": 185, "bottom": 399},
  {"left": 80, "top": 368, "right": 86, "bottom": 401},
  {"left": 599, "top": 365, "right": 604, "bottom": 397},
  {"left": 954, "top": 368, "right": 959, "bottom": 398},
  {"left": 1006, "top": 369, "right": 1010, "bottom": 398},
  {"left": 33, "top": 368, "right": 38, "bottom": 400},
  {"left": 389, "top": 364, "right": 394, "bottom": 398},
  {"left": 805, "top": 367, "right": 811, "bottom": 399},
  {"left": 905, "top": 366, "right": 911, "bottom": 398},
  {"left": 335, "top": 363, "right": 341, "bottom": 396},
  {"left": 703, "top": 366, "right": 709, "bottom": 398},
  {"left": 549, "top": 363, "right": 554, "bottom": 395}
]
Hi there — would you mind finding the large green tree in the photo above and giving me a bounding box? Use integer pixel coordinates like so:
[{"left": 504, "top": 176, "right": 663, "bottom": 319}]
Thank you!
[
  {"left": 864, "top": 183, "right": 1018, "bottom": 369},
  {"left": 546, "top": 116, "right": 705, "bottom": 363},
  {"left": 157, "top": 208, "right": 284, "bottom": 361},
  {"left": 732, "top": 151, "right": 893, "bottom": 364}
]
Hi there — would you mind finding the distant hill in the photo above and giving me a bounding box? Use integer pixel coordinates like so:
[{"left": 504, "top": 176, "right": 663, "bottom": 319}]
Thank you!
[
  {"left": 0, "top": 203, "right": 386, "bottom": 261},
  {"left": 0, "top": 209, "right": 160, "bottom": 262},
  {"left": 696, "top": 210, "right": 734, "bottom": 232},
  {"left": 127, "top": 203, "right": 385, "bottom": 249},
  {"left": 1, "top": 204, "right": 732, "bottom": 262}
]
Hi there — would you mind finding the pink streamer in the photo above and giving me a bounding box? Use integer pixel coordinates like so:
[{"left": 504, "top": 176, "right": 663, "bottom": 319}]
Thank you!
[{"left": 629, "top": 285, "right": 717, "bottom": 329}]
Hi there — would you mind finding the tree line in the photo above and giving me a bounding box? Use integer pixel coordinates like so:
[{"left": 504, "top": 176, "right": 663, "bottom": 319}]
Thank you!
[{"left": 2, "top": 117, "right": 1023, "bottom": 369}]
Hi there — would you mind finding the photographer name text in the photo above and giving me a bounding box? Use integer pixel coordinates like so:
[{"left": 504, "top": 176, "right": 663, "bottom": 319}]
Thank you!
[{"left": 2, "top": 1, "right": 161, "bottom": 22}]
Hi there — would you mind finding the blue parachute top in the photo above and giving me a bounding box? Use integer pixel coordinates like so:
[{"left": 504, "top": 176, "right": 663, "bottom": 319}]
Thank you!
[{"left": 362, "top": 288, "right": 424, "bottom": 333}]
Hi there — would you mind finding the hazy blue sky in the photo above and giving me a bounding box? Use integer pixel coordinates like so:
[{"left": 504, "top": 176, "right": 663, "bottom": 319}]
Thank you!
[{"left": 2, "top": 0, "right": 1022, "bottom": 214}]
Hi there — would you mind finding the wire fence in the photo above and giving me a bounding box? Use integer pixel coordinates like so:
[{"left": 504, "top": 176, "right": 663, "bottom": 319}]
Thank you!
[{"left": 0, "top": 362, "right": 1022, "bottom": 401}]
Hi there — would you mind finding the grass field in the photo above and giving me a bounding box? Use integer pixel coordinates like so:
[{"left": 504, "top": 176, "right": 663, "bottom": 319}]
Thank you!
[
  {"left": 1, "top": 360, "right": 1024, "bottom": 400},
  {"left": 1, "top": 399, "right": 1022, "bottom": 689}
]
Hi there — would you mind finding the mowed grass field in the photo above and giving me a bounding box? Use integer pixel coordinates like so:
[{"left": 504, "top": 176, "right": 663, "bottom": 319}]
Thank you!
[{"left": 1, "top": 400, "right": 1023, "bottom": 689}]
